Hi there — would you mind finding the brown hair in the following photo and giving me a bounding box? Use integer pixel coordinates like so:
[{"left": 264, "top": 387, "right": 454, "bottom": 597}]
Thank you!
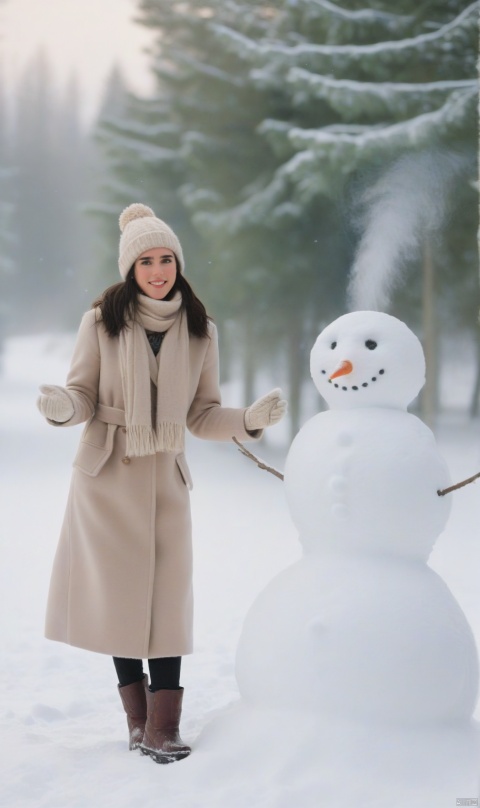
[{"left": 92, "top": 262, "right": 210, "bottom": 339}]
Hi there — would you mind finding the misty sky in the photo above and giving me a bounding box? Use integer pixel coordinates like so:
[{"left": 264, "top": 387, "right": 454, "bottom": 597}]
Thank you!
[{"left": 0, "top": 0, "right": 155, "bottom": 125}]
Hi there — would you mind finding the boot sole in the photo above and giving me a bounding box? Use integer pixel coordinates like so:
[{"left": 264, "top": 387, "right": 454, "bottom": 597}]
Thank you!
[{"left": 140, "top": 746, "right": 191, "bottom": 764}]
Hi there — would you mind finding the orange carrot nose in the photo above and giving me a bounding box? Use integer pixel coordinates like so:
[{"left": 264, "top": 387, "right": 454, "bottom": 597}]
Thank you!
[{"left": 329, "top": 360, "right": 353, "bottom": 380}]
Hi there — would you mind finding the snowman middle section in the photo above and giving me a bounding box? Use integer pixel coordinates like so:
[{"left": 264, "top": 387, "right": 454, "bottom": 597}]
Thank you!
[{"left": 284, "top": 407, "right": 451, "bottom": 560}]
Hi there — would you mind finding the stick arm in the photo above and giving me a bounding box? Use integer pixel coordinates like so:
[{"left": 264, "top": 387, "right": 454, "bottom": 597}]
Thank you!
[
  {"left": 438, "top": 471, "right": 480, "bottom": 496},
  {"left": 232, "top": 437, "right": 284, "bottom": 481}
]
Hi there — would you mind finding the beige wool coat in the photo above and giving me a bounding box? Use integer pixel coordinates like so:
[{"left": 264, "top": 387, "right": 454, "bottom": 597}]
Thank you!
[{"left": 44, "top": 308, "right": 259, "bottom": 659}]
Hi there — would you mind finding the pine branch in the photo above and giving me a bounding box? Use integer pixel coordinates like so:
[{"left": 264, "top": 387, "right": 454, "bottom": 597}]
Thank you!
[
  {"left": 438, "top": 471, "right": 480, "bottom": 497},
  {"left": 307, "top": 0, "right": 414, "bottom": 28},
  {"left": 232, "top": 437, "right": 284, "bottom": 481},
  {"left": 286, "top": 68, "right": 476, "bottom": 120},
  {"left": 212, "top": 2, "right": 477, "bottom": 74}
]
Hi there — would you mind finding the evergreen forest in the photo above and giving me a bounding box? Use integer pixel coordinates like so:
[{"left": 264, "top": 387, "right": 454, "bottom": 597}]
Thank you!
[{"left": 0, "top": 0, "right": 477, "bottom": 433}]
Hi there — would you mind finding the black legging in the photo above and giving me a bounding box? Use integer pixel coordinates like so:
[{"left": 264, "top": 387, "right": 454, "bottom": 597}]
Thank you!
[{"left": 113, "top": 656, "right": 182, "bottom": 691}]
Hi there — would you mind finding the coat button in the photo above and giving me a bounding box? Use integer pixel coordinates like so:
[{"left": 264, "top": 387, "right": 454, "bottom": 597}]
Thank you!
[
  {"left": 122, "top": 456, "right": 131, "bottom": 465},
  {"left": 122, "top": 427, "right": 127, "bottom": 433}
]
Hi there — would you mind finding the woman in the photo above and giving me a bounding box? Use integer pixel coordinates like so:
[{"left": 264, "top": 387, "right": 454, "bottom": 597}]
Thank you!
[{"left": 37, "top": 203, "right": 286, "bottom": 764}]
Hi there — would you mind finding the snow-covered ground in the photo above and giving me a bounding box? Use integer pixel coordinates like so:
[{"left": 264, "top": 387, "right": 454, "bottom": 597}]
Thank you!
[{"left": 1, "top": 332, "right": 479, "bottom": 808}]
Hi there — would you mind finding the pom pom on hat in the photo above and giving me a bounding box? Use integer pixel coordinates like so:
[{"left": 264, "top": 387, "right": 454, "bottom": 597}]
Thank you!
[
  {"left": 119, "top": 203, "right": 155, "bottom": 232},
  {"left": 118, "top": 202, "right": 185, "bottom": 278}
]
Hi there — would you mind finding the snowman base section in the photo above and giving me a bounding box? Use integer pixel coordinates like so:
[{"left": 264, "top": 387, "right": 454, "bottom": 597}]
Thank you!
[{"left": 235, "top": 553, "right": 479, "bottom": 726}]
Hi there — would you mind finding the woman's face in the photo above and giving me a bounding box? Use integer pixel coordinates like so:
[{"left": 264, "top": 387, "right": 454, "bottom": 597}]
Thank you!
[{"left": 133, "top": 247, "right": 177, "bottom": 299}]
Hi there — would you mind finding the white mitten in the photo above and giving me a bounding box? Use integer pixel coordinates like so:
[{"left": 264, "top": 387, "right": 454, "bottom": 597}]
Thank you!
[
  {"left": 244, "top": 388, "right": 288, "bottom": 431},
  {"left": 37, "top": 384, "right": 74, "bottom": 423}
]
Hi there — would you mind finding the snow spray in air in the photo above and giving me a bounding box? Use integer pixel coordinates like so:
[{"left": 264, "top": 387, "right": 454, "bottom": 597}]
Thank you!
[{"left": 347, "top": 150, "right": 465, "bottom": 311}]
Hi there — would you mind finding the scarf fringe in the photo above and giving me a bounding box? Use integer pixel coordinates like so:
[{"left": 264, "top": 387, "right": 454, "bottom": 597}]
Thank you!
[
  {"left": 120, "top": 293, "right": 189, "bottom": 459},
  {"left": 126, "top": 423, "right": 185, "bottom": 457}
]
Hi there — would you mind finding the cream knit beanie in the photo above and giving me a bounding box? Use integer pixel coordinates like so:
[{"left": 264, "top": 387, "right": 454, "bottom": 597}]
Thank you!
[{"left": 118, "top": 203, "right": 185, "bottom": 279}]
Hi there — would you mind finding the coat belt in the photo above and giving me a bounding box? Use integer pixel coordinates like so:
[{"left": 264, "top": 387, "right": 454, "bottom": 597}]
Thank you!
[{"left": 95, "top": 403, "right": 126, "bottom": 427}]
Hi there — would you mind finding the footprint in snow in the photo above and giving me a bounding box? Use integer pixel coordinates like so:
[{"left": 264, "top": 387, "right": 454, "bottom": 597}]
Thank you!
[{"left": 25, "top": 703, "right": 65, "bottom": 724}]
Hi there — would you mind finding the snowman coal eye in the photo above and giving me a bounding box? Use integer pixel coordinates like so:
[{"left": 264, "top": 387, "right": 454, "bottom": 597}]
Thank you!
[
  {"left": 365, "top": 340, "right": 377, "bottom": 350},
  {"left": 330, "top": 341, "right": 337, "bottom": 350}
]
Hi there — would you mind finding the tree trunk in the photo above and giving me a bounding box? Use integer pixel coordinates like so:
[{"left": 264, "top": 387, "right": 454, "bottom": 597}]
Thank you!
[
  {"left": 288, "top": 315, "right": 303, "bottom": 442},
  {"left": 243, "top": 316, "right": 256, "bottom": 406},
  {"left": 469, "top": 328, "right": 480, "bottom": 417},
  {"left": 420, "top": 237, "right": 438, "bottom": 427},
  {"left": 217, "top": 319, "right": 231, "bottom": 385}
]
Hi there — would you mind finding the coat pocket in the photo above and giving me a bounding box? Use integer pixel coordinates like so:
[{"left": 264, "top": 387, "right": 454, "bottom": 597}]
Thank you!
[
  {"left": 73, "top": 421, "right": 117, "bottom": 477},
  {"left": 175, "top": 453, "right": 193, "bottom": 490}
]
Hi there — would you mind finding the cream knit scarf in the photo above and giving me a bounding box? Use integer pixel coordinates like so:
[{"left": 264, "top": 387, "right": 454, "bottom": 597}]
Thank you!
[{"left": 119, "top": 291, "right": 189, "bottom": 457}]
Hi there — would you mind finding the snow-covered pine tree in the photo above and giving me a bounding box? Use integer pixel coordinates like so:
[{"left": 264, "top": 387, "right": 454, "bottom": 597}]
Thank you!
[
  {"left": 210, "top": 0, "right": 476, "bottom": 273},
  {"left": 206, "top": 0, "right": 478, "bottom": 416},
  {"left": 181, "top": 0, "right": 477, "bottom": 423}
]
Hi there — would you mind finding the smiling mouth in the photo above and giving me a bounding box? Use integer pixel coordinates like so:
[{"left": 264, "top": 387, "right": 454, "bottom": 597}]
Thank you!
[
  {"left": 149, "top": 280, "right": 167, "bottom": 286},
  {"left": 323, "top": 368, "right": 385, "bottom": 390}
]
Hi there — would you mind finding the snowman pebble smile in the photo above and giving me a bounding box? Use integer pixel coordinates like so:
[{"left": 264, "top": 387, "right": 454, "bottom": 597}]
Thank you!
[{"left": 324, "top": 366, "right": 386, "bottom": 390}]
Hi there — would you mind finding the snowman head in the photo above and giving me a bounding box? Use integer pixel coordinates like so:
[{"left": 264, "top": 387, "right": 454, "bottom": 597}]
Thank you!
[{"left": 310, "top": 311, "right": 425, "bottom": 410}]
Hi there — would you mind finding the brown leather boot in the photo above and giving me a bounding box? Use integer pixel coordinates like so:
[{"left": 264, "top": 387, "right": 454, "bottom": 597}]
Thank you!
[
  {"left": 117, "top": 674, "right": 148, "bottom": 750},
  {"left": 140, "top": 687, "right": 191, "bottom": 764}
]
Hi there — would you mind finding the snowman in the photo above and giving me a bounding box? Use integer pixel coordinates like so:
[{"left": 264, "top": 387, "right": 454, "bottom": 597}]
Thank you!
[{"left": 235, "top": 311, "right": 479, "bottom": 725}]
